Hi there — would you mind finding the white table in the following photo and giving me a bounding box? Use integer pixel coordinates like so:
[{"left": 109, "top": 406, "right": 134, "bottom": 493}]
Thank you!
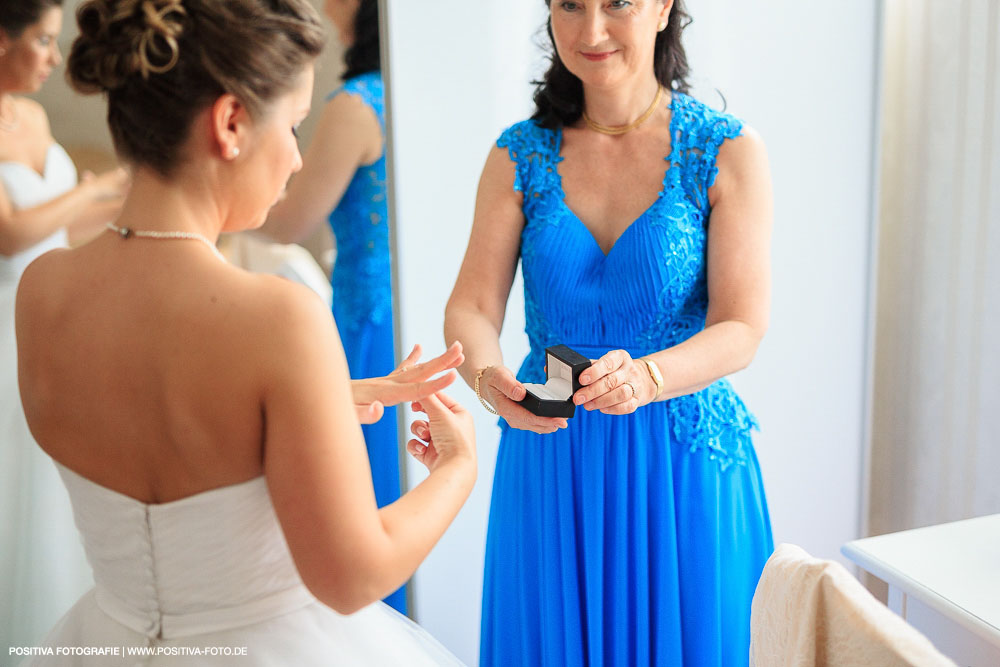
[{"left": 842, "top": 514, "right": 1000, "bottom": 667}]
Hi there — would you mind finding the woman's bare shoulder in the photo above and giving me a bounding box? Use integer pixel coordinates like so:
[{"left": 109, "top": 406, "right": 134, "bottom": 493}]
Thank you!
[
  {"left": 15, "top": 97, "right": 52, "bottom": 137},
  {"left": 16, "top": 247, "right": 70, "bottom": 303},
  {"left": 224, "top": 268, "right": 336, "bottom": 347},
  {"left": 712, "top": 125, "right": 770, "bottom": 199}
]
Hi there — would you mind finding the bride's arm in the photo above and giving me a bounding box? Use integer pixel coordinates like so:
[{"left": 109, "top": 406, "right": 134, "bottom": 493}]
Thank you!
[
  {"left": 0, "top": 102, "right": 127, "bottom": 256},
  {"left": 260, "top": 283, "right": 475, "bottom": 614},
  {"left": 0, "top": 168, "right": 127, "bottom": 256}
]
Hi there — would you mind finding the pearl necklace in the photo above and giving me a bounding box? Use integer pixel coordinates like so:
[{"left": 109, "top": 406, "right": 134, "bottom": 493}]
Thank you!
[
  {"left": 582, "top": 86, "right": 664, "bottom": 136},
  {"left": 105, "top": 222, "right": 226, "bottom": 262}
]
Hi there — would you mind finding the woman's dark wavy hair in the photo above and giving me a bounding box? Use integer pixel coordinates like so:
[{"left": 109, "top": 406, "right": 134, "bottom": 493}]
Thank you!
[
  {"left": 341, "top": 0, "right": 379, "bottom": 80},
  {"left": 0, "top": 0, "right": 63, "bottom": 39},
  {"left": 532, "top": 0, "right": 691, "bottom": 129}
]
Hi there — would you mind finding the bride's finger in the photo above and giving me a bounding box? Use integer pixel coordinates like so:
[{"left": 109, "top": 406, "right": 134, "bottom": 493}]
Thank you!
[
  {"left": 406, "top": 439, "right": 428, "bottom": 463},
  {"left": 410, "top": 420, "right": 430, "bottom": 441},
  {"left": 395, "top": 344, "right": 422, "bottom": 372},
  {"left": 355, "top": 401, "right": 384, "bottom": 424},
  {"left": 388, "top": 370, "right": 457, "bottom": 404},
  {"left": 394, "top": 342, "right": 464, "bottom": 381},
  {"left": 416, "top": 371, "right": 457, "bottom": 394},
  {"left": 429, "top": 391, "right": 466, "bottom": 414}
]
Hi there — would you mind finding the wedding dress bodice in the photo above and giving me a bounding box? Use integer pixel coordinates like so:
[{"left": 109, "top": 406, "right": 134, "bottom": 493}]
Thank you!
[
  {"left": 56, "top": 464, "right": 314, "bottom": 640},
  {"left": 0, "top": 143, "right": 74, "bottom": 282}
]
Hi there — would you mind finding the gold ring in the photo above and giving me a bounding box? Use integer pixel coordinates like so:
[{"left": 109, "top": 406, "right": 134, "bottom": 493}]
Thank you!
[{"left": 624, "top": 381, "right": 636, "bottom": 399}]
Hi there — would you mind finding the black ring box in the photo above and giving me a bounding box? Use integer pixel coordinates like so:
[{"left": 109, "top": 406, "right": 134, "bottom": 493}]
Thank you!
[{"left": 518, "top": 345, "right": 592, "bottom": 418}]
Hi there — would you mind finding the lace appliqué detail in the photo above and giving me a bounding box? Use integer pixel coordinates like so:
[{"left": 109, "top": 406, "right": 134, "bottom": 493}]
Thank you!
[
  {"left": 499, "top": 121, "right": 565, "bottom": 359},
  {"left": 669, "top": 379, "right": 758, "bottom": 471},
  {"left": 327, "top": 73, "right": 391, "bottom": 333}
]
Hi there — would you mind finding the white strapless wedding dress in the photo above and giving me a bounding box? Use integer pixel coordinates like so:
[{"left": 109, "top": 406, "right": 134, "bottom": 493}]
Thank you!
[
  {"left": 21, "top": 463, "right": 463, "bottom": 666},
  {"left": 1, "top": 144, "right": 94, "bottom": 651}
]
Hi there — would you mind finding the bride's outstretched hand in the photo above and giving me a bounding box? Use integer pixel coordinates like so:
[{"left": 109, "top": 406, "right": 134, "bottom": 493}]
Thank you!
[
  {"left": 407, "top": 392, "right": 476, "bottom": 473},
  {"left": 351, "top": 342, "right": 464, "bottom": 421},
  {"left": 354, "top": 401, "right": 385, "bottom": 425}
]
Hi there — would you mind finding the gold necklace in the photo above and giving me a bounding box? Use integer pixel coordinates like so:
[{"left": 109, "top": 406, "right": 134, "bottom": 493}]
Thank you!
[{"left": 582, "top": 87, "right": 664, "bottom": 136}]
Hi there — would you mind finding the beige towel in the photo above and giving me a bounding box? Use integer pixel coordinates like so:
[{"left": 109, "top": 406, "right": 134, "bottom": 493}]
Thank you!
[{"left": 750, "top": 543, "right": 956, "bottom": 667}]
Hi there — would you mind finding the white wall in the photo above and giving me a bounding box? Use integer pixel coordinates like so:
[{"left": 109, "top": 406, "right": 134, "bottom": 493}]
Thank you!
[
  {"left": 680, "top": 3, "right": 882, "bottom": 563},
  {"left": 387, "top": 2, "right": 881, "bottom": 664}
]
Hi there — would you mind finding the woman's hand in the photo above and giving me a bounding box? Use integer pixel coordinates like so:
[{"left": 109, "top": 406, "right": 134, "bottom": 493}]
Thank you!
[
  {"left": 407, "top": 392, "right": 476, "bottom": 474},
  {"left": 478, "top": 365, "right": 568, "bottom": 434},
  {"left": 82, "top": 167, "right": 130, "bottom": 202},
  {"left": 351, "top": 342, "right": 464, "bottom": 421},
  {"left": 354, "top": 401, "right": 385, "bottom": 425},
  {"left": 573, "top": 349, "right": 653, "bottom": 415},
  {"left": 70, "top": 168, "right": 131, "bottom": 244}
]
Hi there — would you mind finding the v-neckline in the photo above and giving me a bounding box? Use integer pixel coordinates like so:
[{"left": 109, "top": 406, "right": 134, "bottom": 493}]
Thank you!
[{"left": 553, "top": 91, "right": 681, "bottom": 258}]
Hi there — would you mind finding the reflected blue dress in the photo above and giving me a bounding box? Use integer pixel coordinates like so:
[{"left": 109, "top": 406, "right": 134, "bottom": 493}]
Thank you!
[
  {"left": 480, "top": 92, "right": 774, "bottom": 666},
  {"left": 327, "top": 72, "right": 405, "bottom": 614}
]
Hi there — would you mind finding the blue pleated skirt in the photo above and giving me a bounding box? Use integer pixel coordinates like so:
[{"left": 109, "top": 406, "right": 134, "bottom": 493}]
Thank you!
[
  {"left": 332, "top": 303, "right": 407, "bottom": 615},
  {"left": 480, "top": 393, "right": 773, "bottom": 666}
]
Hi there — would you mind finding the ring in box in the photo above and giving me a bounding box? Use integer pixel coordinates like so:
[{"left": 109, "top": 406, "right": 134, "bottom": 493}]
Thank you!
[{"left": 519, "top": 345, "right": 592, "bottom": 418}]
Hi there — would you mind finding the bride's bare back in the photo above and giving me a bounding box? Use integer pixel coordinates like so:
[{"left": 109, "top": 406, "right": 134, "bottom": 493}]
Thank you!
[{"left": 16, "top": 234, "right": 318, "bottom": 503}]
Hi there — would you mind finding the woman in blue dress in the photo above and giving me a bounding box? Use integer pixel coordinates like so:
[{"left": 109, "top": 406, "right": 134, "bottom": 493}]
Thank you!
[
  {"left": 262, "top": 0, "right": 405, "bottom": 613},
  {"left": 445, "top": 0, "right": 774, "bottom": 664}
]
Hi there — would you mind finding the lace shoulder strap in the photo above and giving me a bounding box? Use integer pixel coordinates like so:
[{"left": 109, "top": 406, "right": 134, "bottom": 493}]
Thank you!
[
  {"left": 496, "top": 120, "right": 562, "bottom": 201},
  {"left": 669, "top": 92, "right": 743, "bottom": 214},
  {"left": 328, "top": 72, "right": 385, "bottom": 133}
]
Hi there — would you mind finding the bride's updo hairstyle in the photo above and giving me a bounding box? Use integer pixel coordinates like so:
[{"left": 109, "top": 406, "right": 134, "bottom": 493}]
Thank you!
[{"left": 66, "top": 0, "right": 325, "bottom": 176}]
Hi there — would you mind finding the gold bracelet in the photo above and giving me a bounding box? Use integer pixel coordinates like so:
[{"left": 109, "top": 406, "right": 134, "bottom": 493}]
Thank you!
[
  {"left": 474, "top": 366, "right": 499, "bottom": 415},
  {"left": 639, "top": 357, "right": 665, "bottom": 399}
]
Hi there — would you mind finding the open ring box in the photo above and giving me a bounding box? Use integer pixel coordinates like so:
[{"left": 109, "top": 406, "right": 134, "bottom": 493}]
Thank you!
[{"left": 519, "top": 345, "right": 592, "bottom": 418}]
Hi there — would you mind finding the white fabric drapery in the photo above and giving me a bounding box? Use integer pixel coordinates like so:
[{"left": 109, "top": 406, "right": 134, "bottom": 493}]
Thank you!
[
  {"left": 750, "top": 544, "right": 955, "bottom": 666},
  {"left": 870, "top": 0, "right": 1000, "bottom": 535}
]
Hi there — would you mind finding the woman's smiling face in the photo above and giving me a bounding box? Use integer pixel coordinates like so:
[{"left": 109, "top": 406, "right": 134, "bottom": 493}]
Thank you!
[{"left": 549, "top": 0, "right": 671, "bottom": 90}]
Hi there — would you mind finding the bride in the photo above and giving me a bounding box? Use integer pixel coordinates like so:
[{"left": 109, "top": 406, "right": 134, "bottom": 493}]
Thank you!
[
  {"left": 0, "top": 0, "right": 128, "bottom": 649},
  {"left": 15, "top": 0, "right": 473, "bottom": 664}
]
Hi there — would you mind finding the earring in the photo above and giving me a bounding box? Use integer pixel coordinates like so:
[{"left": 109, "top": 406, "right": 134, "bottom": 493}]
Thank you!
[
  {"left": 227, "top": 147, "right": 240, "bottom": 159},
  {"left": 657, "top": 21, "right": 668, "bottom": 32}
]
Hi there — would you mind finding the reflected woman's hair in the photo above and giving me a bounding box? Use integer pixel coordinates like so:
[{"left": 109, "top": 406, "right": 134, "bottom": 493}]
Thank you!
[
  {"left": 532, "top": 0, "right": 692, "bottom": 128},
  {"left": 0, "top": 0, "right": 63, "bottom": 37},
  {"left": 342, "top": 0, "right": 379, "bottom": 79},
  {"left": 66, "top": 0, "right": 325, "bottom": 176}
]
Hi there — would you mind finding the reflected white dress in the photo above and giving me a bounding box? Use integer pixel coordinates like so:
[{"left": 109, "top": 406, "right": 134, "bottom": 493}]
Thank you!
[
  {"left": 23, "top": 463, "right": 463, "bottom": 665},
  {"left": 1, "top": 144, "right": 94, "bottom": 650}
]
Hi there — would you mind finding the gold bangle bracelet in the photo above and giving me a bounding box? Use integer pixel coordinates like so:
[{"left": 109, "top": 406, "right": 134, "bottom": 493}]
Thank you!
[
  {"left": 640, "top": 357, "right": 665, "bottom": 399},
  {"left": 474, "top": 366, "right": 499, "bottom": 415}
]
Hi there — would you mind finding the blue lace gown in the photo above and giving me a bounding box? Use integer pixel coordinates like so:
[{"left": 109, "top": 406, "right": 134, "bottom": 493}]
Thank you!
[
  {"left": 480, "top": 92, "right": 774, "bottom": 666},
  {"left": 327, "top": 72, "right": 405, "bottom": 614}
]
